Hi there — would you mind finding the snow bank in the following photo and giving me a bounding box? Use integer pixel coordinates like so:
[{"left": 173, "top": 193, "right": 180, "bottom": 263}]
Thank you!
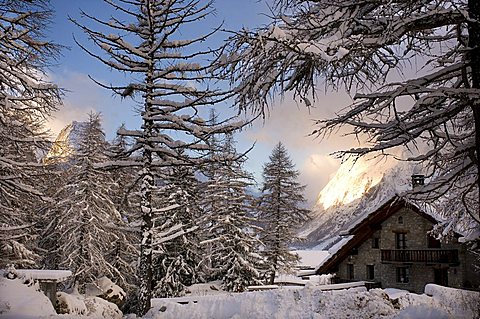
[
  {"left": 0, "top": 276, "right": 56, "bottom": 318},
  {"left": 0, "top": 273, "right": 122, "bottom": 319},
  {"left": 424, "top": 284, "right": 480, "bottom": 318},
  {"left": 145, "top": 283, "right": 480, "bottom": 319},
  {"left": 145, "top": 285, "right": 397, "bottom": 319},
  {"left": 390, "top": 284, "right": 480, "bottom": 319}
]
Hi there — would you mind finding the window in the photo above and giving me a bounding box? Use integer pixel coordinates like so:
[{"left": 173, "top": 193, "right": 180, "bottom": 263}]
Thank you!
[
  {"left": 347, "top": 264, "right": 354, "bottom": 280},
  {"left": 396, "top": 233, "right": 406, "bottom": 249},
  {"left": 366, "top": 265, "right": 375, "bottom": 280},
  {"left": 372, "top": 237, "right": 380, "bottom": 249},
  {"left": 398, "top": 216, "right": 403, "bottom": 224},
  {"left": 427, "top": 235, "right": 441, "bottom": 248},
  {"left": 396, "top": 267, "right": 410, "bottom": 283},
  {"left": 351, "top": 247, "right": 358, "bottom": 255}
]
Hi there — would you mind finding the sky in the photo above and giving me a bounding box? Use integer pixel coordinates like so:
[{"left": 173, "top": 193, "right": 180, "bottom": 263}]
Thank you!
[{"left": 45, "top": 0, "right": 358, "bottom": 205}]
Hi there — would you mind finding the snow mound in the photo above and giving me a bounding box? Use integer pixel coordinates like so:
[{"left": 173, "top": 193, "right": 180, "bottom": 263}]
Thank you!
[
  {"left": 423, "top": 284, "right": 480, "bottom": 318},
  {"left": 56, "top": 292, "right": 87, "bottom": 315},
  {"left": 145, "top": 284, "right": 479, "bottom": 319},
  {"left": 56, "top": 291, "right": 122, "bottom": 318},
  {"left": 0, "top": 276, "right": 56, "bottom": 318},
  {"left": 146, "top": 286, "right": 397, "bottom": 319},
  {"left": 85, "top": 276, "right": 126, "bottom": 307}
]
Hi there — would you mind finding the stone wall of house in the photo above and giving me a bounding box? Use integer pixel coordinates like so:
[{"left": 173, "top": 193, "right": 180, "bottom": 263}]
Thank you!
[{"left": 336, "top": 206, "right": 468, "bottom": 293}]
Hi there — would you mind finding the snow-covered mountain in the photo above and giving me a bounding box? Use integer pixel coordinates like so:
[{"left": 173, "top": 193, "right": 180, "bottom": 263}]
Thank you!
[
  {"left": 43, "top": 121, "right": 89, "bottom": 164},
  {"left": 298, "top": 155, "right": 419, "bottom": 248}
]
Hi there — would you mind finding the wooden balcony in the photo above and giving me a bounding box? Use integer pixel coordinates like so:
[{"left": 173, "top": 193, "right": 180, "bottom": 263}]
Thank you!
[{"left": 381, "top": 249, "right": 459, "bottom": 264}]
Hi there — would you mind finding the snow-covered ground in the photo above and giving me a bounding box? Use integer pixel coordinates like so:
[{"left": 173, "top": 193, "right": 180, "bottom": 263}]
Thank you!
[{"left": 1, "top": 275, "right": 479, "bottom": 319}]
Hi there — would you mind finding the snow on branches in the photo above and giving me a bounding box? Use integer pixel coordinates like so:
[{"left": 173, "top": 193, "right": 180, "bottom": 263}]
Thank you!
[
  {"left": 223, "top": 0, "right": 480, "bottom": 226},
  {"left": 73, "top": 0, "right": 246, "bottom": 314},
  {"left": 0, "top": 0, "right": 62, "bottom": 268}
]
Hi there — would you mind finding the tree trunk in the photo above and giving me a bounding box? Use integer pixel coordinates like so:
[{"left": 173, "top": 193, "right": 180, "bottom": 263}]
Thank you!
[
  {"left": 137, "top": 1, "right": 156, "bottom": 315},
  {"left": 138, "top": 157, "right": 154, "bottom": 315},
  {"left": 468, "top": 0, "right": 480, "bottom": 217}
]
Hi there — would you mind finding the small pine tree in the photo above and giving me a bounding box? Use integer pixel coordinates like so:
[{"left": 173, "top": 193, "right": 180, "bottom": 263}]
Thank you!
[{"left": 258, "top": 142, "right": 311, "bottom": 284}]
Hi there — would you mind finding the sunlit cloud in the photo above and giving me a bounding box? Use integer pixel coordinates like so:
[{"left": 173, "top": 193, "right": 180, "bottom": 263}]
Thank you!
[
  {"left": 45, "top": 70, "right": 139, "bottom": 140},
  {"left": 238, "top": 91, "right": 360, "bottom": 204}
]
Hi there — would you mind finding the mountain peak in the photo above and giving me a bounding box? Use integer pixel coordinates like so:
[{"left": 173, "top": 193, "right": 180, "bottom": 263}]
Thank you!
[
  {"left": 43, "top": 121, "right": 89, "bottom": 164},
  {"left": 299, "top": 155, "right": 417, "bottom": 246}
]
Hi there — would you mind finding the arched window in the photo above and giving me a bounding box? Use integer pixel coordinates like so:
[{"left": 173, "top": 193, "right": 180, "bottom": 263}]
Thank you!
[{"left": 398, "top": 216, "right": 403, "bottom": 224}]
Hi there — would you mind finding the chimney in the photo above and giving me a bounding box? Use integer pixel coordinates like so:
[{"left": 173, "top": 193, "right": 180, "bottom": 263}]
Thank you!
[{"left": 411, "top": 174, "right": 425, "bottom": 189}]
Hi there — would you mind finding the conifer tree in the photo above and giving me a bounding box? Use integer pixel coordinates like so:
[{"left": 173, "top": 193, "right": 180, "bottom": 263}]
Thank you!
[
  {"left": 0, "top": 0, "right": 62, "bottom": 267},
  {"left": 152, "top": 166, "right": 203, "bottom": 297},
  {"left": 43, "top": 113, "right": 133, "bottom": 291},
  {"left": 105, "top": 126, "right": 139, "bottom": 294},
  {"left": 73, "top": 0, "right": 243, "bottom": 313},
  {"left": 258, "top": 142, "right": 310, "bottom": 284},
  {"left": 201, "top": 134, "right": 263, "bottom": 291}
]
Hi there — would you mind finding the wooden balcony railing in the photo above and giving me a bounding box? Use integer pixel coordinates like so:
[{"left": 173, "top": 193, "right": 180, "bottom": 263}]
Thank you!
[{"left": 381, "top": 249, "right": 459, "bottom": 264}]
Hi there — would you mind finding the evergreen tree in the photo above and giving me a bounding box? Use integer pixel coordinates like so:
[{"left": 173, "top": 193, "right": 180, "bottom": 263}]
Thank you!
[
  {"left": 43, "top": 113, "right": 133, "bottom": 291},
  {"left": 201, "top": 134, "right": 263, "bottom": 292},
  {"left": 258, "top": 142, "right": 310, "bottom": 284},
  {"left": 106, "top": 126, "right": 139, "bottom": 294},
  {"left": 0, "top": 0, "right": 62, "bottom": 267},
  {"left": 152, "top": 166, "right": 203, "bottom": 297},
  {"left": 73, "top": 1, "right": 243, "bottom": 313}
]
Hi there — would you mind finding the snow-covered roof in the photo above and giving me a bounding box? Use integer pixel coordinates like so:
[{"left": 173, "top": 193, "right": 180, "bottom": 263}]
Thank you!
[
  {"left": 307, "top": 235, "right": 355, "bottom": 274},
  {"left": 292, "top": 250, "right": 330, "bottom": 269},
  {"left": 14, "top": 269, "right": 72, "bottom": 282}
]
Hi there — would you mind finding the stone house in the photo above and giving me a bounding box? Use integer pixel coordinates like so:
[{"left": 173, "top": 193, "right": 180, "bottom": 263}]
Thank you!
[{"left": 315, "top": 196, "right": 479, "bottom": 293}]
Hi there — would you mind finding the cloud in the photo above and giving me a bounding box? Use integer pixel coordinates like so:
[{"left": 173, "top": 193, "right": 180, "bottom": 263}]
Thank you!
[
  {"left": 45, "top": 70, "right": 139, "bottom": 140},
  {"left": 238, "top": 91, "right": 361, "bottom": 206}
]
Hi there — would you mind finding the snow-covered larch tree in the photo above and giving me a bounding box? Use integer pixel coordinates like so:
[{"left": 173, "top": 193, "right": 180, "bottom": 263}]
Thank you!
[
  {"left": 152, "top": 166, "right": 203, "bottom": 298},
  {"left": 72, "top": 0, "right": 244, "bottom": 314},
  {"left": 43, "top": 113, "right": 133, "bottom": 291},
  {"left": 0, "top": 0, "right": 62, "bottom": 267},
  {"left": 257, "top": 142, "right": 310, "bottom": 284},
  {"left": 200, "top": 133, "right": 263, "bottom": 292},
  {"left": 223, "top": 0, "right": 480, "bottom": 229}
]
